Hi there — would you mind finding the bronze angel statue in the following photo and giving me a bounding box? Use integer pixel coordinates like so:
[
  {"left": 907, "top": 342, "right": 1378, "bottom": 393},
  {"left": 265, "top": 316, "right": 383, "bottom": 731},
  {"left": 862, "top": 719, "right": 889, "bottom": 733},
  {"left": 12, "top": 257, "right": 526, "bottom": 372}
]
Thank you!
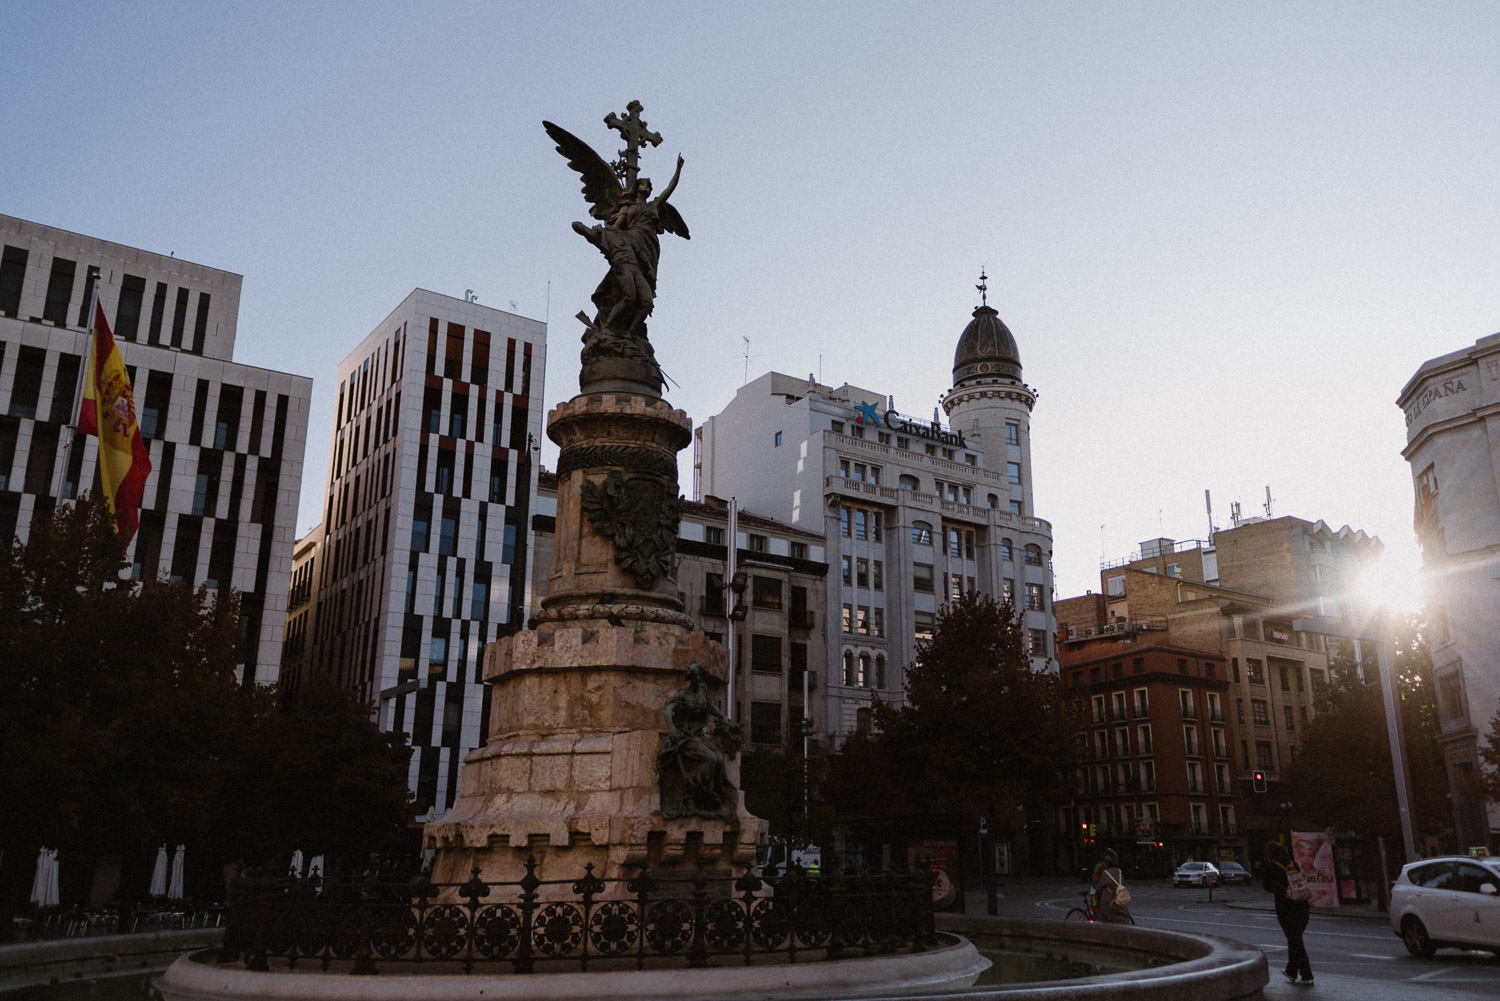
[{"left": 544, "top": 103, "right": 689, "bottom": 394}]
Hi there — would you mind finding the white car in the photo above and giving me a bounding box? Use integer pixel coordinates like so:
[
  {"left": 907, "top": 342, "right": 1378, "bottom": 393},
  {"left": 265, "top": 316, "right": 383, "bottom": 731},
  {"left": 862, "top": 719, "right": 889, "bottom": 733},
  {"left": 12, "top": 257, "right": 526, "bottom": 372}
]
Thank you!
[
  {"left": 1173, "top": 861, "right": 1219, "bottom": 887},
  {"left": 1389, "top": 855, "right": 1500, "bottom": 957}
]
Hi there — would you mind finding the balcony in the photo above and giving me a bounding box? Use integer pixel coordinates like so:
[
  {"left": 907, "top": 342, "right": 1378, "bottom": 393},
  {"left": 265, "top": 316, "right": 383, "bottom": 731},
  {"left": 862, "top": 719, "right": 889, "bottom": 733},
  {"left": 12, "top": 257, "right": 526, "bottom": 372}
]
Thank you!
[
  {"left": 1180, "top": 707, "right": 1198, "bottom": 721},
  {"left": 1208, "top": 710, "right": 1226, "bottom": 723}
]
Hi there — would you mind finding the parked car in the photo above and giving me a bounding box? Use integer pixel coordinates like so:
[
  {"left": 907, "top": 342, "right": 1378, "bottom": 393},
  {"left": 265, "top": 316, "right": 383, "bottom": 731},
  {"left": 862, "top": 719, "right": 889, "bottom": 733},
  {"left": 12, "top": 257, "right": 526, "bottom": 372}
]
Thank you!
[
  {"left": 1216, "top": 861, "right": 1251, "bottom": 885},
  {"left": 1389, "top": 855, "right": 1500, "bottom": 957},
  {"left": 1173, "top": 861, "right": 1220, "bottom": 887}
]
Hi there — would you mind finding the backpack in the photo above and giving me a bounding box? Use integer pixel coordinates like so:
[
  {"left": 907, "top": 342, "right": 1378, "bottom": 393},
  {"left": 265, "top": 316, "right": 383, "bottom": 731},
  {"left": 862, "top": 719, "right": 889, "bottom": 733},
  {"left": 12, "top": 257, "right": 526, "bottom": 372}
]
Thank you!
[
  {"left": 1284, "top": 864, "right": 1313, "bottom": 902},
  {"left": 1106, "top": 870, "right": 1131, "bottom": 908}
]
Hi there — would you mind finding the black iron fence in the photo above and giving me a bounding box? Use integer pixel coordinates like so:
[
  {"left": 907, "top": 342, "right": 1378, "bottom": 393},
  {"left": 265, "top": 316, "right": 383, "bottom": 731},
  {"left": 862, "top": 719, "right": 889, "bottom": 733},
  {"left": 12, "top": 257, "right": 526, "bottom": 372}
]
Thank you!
[{"left": 220, "top": 856, "right": 937, "bottom": 975}]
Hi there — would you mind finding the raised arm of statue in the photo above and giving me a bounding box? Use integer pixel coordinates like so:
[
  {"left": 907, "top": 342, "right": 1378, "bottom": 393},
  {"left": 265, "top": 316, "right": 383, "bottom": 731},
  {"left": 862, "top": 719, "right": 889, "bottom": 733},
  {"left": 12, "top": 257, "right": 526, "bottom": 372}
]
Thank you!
[{"left": 655, "top": 154, "right": 684, "bottom": 205}]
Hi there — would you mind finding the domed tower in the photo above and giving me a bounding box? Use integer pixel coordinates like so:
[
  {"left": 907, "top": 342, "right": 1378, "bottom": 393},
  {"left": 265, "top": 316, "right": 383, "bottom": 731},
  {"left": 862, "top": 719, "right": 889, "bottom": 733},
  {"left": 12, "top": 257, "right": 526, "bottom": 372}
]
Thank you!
[{"left": 942, "top": 276, "right": 1038, "bottom": 519}]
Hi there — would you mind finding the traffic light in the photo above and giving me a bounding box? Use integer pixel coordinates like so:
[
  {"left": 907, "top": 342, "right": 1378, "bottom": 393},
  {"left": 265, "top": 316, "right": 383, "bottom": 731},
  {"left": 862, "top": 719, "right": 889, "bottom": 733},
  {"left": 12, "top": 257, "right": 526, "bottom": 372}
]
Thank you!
[{"left": 1252, "top": 770, "right": 1267, "bottom": 793}]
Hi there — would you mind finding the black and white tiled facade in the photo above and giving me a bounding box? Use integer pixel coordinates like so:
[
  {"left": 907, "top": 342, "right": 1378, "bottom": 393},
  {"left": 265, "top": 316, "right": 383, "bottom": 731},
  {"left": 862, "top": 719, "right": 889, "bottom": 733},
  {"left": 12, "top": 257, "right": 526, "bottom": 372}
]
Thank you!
[
  {"left": 298, "top": 290, "right": 546, "bottom": 818},
  {"left": 0, "top": 214, "right": 312, "bottom": 683}
]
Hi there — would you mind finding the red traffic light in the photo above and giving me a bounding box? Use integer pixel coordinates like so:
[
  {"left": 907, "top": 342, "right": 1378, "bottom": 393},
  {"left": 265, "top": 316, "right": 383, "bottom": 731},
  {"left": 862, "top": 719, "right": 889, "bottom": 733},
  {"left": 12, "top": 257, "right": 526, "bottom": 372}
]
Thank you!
[{"left": 1252, "top": 770, "right": 1267, "bottom": 793}]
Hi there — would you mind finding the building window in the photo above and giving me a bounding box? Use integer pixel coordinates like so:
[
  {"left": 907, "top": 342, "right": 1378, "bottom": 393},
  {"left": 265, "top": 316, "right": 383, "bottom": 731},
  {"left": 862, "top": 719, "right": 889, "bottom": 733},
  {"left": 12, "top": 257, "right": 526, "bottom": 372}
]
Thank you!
[
  {"left": 912, "top": 563, "right": 933, "bottom": 593},
  {"left": 843, "top": 650, "right": 855, "bottom": 685},
  {"left": 1138, "top": 724, "right": 1153, "bottom": 755},
  {"left": 872, "top": 560, "right": 883, "bottom": 590},
  {"left": 1251, "top": 699, "right": 1269, "bottom": 725},
  {"left": 858, "top": 653, "right": 870, "bottom": 686},
  {"left": 438, "top": 515, "right": 457, "bottom": 556},
  {"left": 841, "top": 555, "right": 851, "bottom": 586},
  {"left": 898, "top": 474, "right": 919, "bottom": 490},
  {"left": 1247, "top": 658, "right": 1265, "bottom": 684},
  {"left": 705, "top": 526, "right": 724, "bottom": 545},
  {"left": 1256, "top": 740, "right": 1273, "bottom": 770},
  {"left": 830, "top": 420, "right": 844, "bottom": 434},
  {"left": 1023, "top": 544, "right": 1043, "bottom": 566},
  {"left": 1005, "top": 423, "right": 1019, "bottom": 445},
  {"left": 751, "top": 702, "right": 782, "bottom": 745},
  {"left": 875, "top": 654, "right": 886, "bottom": 688},
  {"left": 914, "top": 610, "right": 934, "bottom": 641},
  {"left": 1284, "top": 705, "right": 1295, "bottom": 731},
  {"left": 855, "top": 708, "right": 872, "bottom": 734},
  {"left": 842, "top": 604, "right": 853, "bottom": 633},
  {"left": 1134, "top": 688, "right": 1148, "bottom": 715},
  {"left": 748, "top": 533, "right": 767, "bottom": 552},
  {"left": 949, "top": 574, "right": 962, "bottom": 599},
  {"left": 1029, "top": 629, "right": 1046, "bottom": 656},
  {"left": 840, "top": 508, "right": 850, "bottom": 537},
  {"left": 1006, "top": 461, "right": 1021, "bottom": 484},
  {"left": 1025, "top": 582, "right": 1045, "bottom": 611},
  {"left": 773, "top": 430, "right": 783, "bottom": 447},
  {"left": 856, "top": 605, "right": 869, "bottom": 634},
  {"left": 856, "top": 557, "right": 868, "bottom": 587},
  {"left": 911, "top": 521, "right": 932, "bottom": 545},
  {"left": 751, "top": 575, "right": 782, "bottom": 609},
  {"left": 1010, "top": 500, "right": 1023, "bottom": 515},
  {"left": 42, "top": 256, "right": 76, "bottom": 325},
  {"left": 790, "top": 541, "right": 806, "bottom": 559},
  {"left": 1000, "top": 539, "right": 1013, "bottom": 562},
  {"left": 1166, "top": 562, "right": 1179, "bottom": 578},
  {"left": 751, "top": 634, "right": 781, "bottom": 673}
]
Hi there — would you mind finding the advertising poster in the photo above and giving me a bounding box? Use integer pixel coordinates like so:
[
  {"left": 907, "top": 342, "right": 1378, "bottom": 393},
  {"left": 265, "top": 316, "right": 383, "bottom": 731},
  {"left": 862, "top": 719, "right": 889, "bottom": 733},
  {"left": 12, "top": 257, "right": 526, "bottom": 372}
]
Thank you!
[
  {"left": 907, "top": 837, "right": 959, "bottom": 910},
  {"left": 1290, "top": 829, "right": 1339, "bottom": 908}
]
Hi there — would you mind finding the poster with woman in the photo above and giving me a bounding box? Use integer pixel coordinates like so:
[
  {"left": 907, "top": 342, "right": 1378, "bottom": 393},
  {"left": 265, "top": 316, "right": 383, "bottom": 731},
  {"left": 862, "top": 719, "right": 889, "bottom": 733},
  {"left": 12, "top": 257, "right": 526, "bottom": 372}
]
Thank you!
[{"left": 1290, "top": 829, "right": 1340, "bottom": 908}]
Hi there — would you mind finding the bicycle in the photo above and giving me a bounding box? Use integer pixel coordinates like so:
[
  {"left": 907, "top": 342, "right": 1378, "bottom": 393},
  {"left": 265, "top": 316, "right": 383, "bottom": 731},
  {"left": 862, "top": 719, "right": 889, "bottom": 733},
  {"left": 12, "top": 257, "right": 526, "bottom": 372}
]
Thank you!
[{"left": 1064, "top": 891, "right": 1135, "bottom": 925}]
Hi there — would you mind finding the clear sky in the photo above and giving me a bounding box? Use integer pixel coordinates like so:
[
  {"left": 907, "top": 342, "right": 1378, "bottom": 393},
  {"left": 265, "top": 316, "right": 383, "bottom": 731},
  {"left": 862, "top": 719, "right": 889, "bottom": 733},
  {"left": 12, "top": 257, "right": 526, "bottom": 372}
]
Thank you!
[{"left": 6, "top": 1, "right": 1497, "bottom": 611}]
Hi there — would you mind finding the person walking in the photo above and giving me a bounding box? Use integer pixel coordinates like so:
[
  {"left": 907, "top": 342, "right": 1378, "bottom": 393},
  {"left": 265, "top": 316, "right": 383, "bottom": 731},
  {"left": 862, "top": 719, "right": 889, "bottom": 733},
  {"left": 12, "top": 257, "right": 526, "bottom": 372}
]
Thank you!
[{"left": 1263, "top": 841, "right": 1314, "bottom": 985}]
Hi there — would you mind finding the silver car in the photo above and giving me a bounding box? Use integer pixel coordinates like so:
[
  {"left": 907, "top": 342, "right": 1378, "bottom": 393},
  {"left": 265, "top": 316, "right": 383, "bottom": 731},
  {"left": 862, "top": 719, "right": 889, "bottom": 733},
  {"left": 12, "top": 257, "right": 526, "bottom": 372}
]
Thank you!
[
  {"left": 1173, "top": 861, "right": 1219, "bottom": 887},
  {"left": 1389, "top": 855, "right": 1500, "bottom": 957}
]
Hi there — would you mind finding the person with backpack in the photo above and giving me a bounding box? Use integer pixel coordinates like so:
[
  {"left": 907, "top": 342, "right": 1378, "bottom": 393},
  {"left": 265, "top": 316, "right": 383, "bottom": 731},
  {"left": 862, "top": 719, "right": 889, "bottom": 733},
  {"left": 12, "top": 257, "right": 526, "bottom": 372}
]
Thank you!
[
  {"left": 1089, "top": 849, "right": 1131, "bottom": 923},
  {"left": 1263, "top": 841, "right": 1314, "bottom": 985}
]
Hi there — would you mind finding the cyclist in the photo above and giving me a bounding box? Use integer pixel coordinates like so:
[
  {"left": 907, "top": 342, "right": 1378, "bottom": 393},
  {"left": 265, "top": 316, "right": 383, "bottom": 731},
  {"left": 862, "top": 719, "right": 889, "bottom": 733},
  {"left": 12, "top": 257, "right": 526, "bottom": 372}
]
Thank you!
[{"left": 1088, "top": 849, "right": 1131, "bottom": 923}]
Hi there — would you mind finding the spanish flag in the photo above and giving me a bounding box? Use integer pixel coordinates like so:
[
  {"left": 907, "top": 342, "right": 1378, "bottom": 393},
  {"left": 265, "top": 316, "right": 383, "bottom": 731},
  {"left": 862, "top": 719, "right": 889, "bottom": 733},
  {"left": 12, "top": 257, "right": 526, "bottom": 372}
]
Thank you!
[{"left": 78, "top": 301, "right": 152, "bottom": 543}]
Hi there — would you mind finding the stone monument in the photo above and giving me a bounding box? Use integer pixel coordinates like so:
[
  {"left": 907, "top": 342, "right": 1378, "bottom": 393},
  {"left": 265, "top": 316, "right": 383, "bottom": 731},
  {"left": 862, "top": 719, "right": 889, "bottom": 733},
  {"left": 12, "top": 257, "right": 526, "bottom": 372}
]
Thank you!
[{"left": 425, "top": 104, "right": 764, "bottom": 890}]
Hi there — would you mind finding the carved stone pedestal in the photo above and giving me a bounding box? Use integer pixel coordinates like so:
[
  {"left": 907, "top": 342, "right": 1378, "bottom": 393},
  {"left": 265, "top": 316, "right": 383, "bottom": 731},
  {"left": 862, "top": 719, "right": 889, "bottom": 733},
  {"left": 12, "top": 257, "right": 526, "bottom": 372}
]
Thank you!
[{"left": 425, "top": 392, "right": 766, "bottom": 894}]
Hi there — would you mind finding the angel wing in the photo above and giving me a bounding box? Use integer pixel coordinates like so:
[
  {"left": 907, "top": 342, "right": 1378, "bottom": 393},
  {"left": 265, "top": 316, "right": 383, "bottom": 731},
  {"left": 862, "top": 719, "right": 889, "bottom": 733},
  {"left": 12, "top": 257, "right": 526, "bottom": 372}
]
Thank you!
[
  {"left": 543, "top": 120, "right": 623, "bottom": 216},
  {"left": 659, "top": 201, "right": 690, "bottom": 241}
]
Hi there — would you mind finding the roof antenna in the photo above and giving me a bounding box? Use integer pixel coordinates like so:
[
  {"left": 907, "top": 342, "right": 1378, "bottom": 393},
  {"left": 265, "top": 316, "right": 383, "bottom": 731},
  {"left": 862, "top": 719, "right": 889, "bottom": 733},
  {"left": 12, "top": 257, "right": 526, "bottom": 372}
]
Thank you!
[{"left": 1264, "top": 485, "right": 1274, "bottom": 519}]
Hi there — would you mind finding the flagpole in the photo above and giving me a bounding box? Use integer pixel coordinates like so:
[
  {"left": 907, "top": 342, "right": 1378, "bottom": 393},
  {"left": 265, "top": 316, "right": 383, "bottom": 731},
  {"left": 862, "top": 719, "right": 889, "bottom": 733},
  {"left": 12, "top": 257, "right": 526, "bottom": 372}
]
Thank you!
[{"left": 53, "top": 267, "right": 102, "bottom": 504}]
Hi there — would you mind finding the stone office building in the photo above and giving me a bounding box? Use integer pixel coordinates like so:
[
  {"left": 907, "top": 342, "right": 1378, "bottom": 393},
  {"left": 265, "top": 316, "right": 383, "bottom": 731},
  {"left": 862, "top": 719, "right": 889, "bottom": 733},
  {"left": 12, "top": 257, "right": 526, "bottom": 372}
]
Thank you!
[
  {"left": 694, "top": 295, "right": 1056, "bottom": 740},
  {"left": 1400, "top": 336, "right": 1500, "bottom": 851},
  {"left": 290, "top": 290, "right": 546, "bottom": 818},
  {"left": 0, "top": 214, "right": 312, "bottom": 683}
]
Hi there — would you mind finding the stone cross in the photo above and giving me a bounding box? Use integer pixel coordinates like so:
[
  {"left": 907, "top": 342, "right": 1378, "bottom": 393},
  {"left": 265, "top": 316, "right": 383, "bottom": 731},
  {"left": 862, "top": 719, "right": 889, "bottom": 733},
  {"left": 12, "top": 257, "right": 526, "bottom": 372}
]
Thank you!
[{"left": 604, "top": 100, "right": 663, "bottom": 185}]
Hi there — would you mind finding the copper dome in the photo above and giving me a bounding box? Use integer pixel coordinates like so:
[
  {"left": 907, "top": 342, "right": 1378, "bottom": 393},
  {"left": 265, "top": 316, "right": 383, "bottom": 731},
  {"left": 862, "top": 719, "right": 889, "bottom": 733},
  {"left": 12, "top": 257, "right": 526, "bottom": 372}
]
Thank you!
[{"left": 952, "top": 304, "right": 1021, "bottom": 386}]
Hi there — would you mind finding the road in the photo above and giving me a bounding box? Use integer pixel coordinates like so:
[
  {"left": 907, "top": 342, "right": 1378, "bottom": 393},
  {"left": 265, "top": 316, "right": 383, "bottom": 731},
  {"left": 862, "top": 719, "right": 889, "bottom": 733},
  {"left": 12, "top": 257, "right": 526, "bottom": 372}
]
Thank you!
[{"left": 966, "top": 879, "right": 1500, "bottom": 999}]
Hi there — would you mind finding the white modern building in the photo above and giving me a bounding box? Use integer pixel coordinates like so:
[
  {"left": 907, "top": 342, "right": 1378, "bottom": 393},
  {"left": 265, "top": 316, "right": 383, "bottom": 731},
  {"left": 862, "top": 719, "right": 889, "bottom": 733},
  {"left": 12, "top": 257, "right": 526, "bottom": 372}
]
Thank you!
[
  {"left": 294, "top": 289, "right": 546, "bottom": 818},
  {"left": 1400, "top": 335, "right": 1500, "bottom": 851},
  {"left": 0, "top": 214, "right": 312, "bottom": 683},
  {"left": 695, "top": 297, "right": 1056, "bottom": 739}
]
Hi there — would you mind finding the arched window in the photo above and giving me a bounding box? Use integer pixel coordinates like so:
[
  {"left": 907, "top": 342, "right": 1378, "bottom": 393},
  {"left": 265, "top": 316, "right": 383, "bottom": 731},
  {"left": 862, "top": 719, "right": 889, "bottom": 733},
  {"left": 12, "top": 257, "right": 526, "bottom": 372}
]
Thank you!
[
  {"left": 1024, "top": 544, "right": 1043, "bottom": 566},
  {"left": 858, "top": 653, "right": 870, "bottom": 687},
  {"left": 899, "top": 474, "right": 920, "bottom": 491},
  {"left": 911, "top": 520, "right": 933, "bottom": 546},
  {"left": 1001, "top": 538, "right": 1014, "bottom": 562},
  {"left": 875, "top": 654, "right": 887, "bottom": 688},
  {"left": 987, "top": 493, "right": 999, "bottom": 509},
  {"left": 843, "top": 650, "right": 855, "bottom": 686}
]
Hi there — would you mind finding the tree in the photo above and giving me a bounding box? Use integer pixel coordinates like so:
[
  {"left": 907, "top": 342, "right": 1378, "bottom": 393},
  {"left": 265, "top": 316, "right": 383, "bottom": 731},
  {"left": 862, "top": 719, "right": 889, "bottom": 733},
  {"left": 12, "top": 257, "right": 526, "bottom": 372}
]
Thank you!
[
  {"left": 1285, "top": 613, "right": 1448, "bottom": 856},
  {"left": 835, "top": 591, "right": 1083, "bottom": 910},
  {"left": 741, "top": 735, "right": 836, "bottom": 855},
  {"left": 1476, "top": 701, "right": 1500, "bottom": 806},
  {"left": 0, "top": 496, "right": 412, "bottom": 918}
]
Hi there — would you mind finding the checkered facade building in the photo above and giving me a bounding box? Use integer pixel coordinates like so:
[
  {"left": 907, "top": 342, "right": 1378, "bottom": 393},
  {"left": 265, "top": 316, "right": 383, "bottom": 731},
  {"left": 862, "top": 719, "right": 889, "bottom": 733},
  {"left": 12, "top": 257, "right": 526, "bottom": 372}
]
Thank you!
[
  {"left": 0, "top": 214, "right": 312, "bottom": 683},
  {"left": 296, "top": 290, "right": 546, "bottom": 817}
]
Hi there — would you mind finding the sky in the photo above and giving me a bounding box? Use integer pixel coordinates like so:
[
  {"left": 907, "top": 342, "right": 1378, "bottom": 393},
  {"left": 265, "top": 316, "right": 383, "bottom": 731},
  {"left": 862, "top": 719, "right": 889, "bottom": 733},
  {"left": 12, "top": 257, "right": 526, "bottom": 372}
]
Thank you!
[{"left": 6, "top": 1, "right": 1498, "bottom": 611}]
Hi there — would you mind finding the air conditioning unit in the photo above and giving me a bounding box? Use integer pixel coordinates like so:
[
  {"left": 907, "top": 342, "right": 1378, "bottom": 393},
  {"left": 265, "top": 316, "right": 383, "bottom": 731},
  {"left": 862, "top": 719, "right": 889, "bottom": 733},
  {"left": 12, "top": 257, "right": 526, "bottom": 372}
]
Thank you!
[{"left": 1084, "top": 626, "right": 1099, "bottom": 637}]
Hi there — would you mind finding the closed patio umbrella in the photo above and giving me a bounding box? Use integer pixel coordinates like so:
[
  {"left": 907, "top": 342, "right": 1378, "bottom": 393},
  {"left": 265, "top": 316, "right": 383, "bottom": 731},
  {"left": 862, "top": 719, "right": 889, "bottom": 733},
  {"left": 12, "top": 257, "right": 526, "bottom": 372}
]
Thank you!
[
  {"left": 288, "top": 849, "right": 303, "bottom": 878},
  {"left": 167, "top": 845, "right": 185, "bottom": 900},
  {"left": 29, "top": 848, "right": 58, "bottom": 908},
  {"left": 308, "top": 855, "right": 324, "bottom": 879},
  {"left": 149, "top": 844, "right": 168, "bottom": 897}
]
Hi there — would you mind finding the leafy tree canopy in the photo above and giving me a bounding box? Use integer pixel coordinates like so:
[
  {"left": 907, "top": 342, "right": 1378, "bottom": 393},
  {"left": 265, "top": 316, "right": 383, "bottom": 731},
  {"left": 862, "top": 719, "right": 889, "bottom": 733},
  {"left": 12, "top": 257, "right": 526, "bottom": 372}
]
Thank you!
[
  {"left": 834, "top": 591, "right": 1084, "bottom": 837},
  {"left": 1286, "top": 612, "right": 1448, "bottom": 844},
  {"left": 0, "top": 496, "right": 413, "bottom": 875}
]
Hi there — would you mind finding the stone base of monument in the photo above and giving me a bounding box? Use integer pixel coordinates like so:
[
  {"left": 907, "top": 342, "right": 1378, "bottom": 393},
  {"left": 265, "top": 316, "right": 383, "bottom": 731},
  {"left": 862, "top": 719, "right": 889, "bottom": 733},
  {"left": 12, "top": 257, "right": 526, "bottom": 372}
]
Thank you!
[
  {"left": 155, "top": 936, "right": 990, "bottom": 1001},
  {"left": 423, "top": 603, "right": 763, "bottom": 890}
]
